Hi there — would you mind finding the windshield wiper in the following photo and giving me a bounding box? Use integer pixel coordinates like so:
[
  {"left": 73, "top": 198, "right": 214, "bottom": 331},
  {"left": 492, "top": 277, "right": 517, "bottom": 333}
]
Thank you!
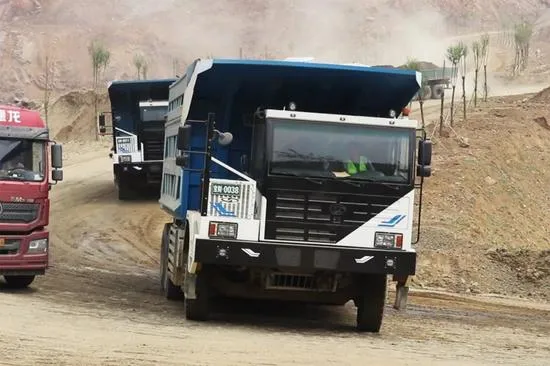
[
  {"left": 271, "top": 170, "right": 323, "bottom": 185},
  {"left": 340, "top": 176, "right": 401, "bottom": 191}
]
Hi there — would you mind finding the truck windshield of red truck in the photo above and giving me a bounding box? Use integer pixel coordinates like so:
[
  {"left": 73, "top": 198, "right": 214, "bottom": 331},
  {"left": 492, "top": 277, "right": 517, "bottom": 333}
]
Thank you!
[{"left": 0, "top": 138, "right": 45, "bottom": 182}]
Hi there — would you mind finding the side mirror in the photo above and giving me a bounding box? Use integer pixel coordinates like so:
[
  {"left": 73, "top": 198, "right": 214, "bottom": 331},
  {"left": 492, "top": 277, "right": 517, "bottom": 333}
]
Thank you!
[
  {"left": 175, "top": 153, "right": 189, "bottom": 167},
  {"left": 217, "top": 131, "right": 233, "bottom": 146},
  {"left": 177, "top": 125, "right": 192, "bottom": 150},
  {"left": 51, "top": 144, "right": 63, "bottom": 169},
  {"left": 52, "top": 169, "right": 63, "bottom": 182},
  {"left": 98, "top": 114, "right": 106, "bottom": 127},
  {"left": 416, "top": 165, "right": 431, "bottom": 178},
  {"left": 417, "top": 139, "right": 432, "bottom": 166}
]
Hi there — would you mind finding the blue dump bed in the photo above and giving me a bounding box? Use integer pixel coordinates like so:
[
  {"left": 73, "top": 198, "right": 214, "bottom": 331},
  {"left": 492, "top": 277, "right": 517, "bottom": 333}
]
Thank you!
[
  {"left": 108, "top": 78, "right": 176, "bottom": 134},
  {"left": 162, "top": 59, "right": 421, "bottom": 219}
]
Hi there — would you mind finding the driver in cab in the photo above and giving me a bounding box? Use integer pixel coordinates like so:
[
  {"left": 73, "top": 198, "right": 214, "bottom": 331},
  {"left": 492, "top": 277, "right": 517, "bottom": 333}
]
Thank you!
[
  {"left": 344, "top": 141, "right": 372, "bottom": 176},
  {"left": 0, "top": 152, "right": 29, "bottom": 178}
]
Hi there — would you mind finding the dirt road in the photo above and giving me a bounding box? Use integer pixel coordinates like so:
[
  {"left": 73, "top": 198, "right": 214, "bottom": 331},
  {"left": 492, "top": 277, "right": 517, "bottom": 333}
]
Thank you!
[{"left": 1, "top": 139, "right": 550, "bottom": 365}]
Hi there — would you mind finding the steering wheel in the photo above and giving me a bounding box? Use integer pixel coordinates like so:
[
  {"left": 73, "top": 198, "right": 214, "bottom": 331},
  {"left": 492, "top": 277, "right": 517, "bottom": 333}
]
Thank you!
[{"left": 7, "top": 168, "right": 27, "bottom": 178}]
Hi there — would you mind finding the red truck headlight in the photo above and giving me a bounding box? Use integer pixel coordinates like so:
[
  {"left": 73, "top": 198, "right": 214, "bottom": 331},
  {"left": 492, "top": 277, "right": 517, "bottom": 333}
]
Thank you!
[{"left": 28, "top": 238, "right": 48, "bottom": 254}]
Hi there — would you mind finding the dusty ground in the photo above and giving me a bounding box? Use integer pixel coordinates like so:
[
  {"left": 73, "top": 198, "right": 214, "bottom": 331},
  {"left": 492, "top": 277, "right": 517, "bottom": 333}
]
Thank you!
[{"left": 1, "top": 91, "right": 550, "bottom": 364}]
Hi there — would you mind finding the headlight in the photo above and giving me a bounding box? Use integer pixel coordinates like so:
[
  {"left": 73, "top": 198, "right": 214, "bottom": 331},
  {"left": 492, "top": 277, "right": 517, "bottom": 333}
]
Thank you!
[
  {"left": 118, "top": 155, "right": 132, "bottom": 163},
  {"left": 208, "top": 222, "right": 238, "bottom": 239},
  {"left": 374, "top": 232, "right": 403, "bottom": 249},
  {"left": 28, "top": 238, "right": 48, "bottom": 254}
]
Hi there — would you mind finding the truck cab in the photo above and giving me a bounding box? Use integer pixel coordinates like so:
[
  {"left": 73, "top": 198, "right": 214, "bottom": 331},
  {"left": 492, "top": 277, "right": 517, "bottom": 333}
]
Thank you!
[
  {"left": 0, "top": 105, "right": 63, "bottom": 288},
  {"left": 159, "top": 58, "right": 432, "bottom": 332}
]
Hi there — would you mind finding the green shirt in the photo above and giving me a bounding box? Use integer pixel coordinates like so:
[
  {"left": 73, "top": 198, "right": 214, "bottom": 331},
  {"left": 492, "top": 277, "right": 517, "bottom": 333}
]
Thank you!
[{"left": 346, "top": 156, "right": 369, "bottom": 175}]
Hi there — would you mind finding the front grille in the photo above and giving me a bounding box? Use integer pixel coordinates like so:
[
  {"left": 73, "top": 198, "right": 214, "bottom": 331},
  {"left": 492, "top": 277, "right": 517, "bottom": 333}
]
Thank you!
[
  {"left": 265, "top": 190, "right": 399, "bottom": 243},
  {"left": 0, "top": 202, "right": 39, "bottom": 224},
  {"left": 265, "top": 273, "right": 338, "bottom": 292},
  {"left": 143, "top": 140, "right": 164, "bottom": 161},
  {"left": 0, "top": 238, "right": 20, "bottom": 255}
]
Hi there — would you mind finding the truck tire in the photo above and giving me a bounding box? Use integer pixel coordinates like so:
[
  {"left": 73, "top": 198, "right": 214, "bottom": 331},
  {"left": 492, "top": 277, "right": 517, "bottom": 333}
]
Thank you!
[
  {"left": 3, "top": 275, "right": 35, "bottom": 289},
  {"left": 421, "top": 85, "right": 432, "bottom": 100},
  {"left": 118, "top": 184, "right": 136, "bottom": 200},
  {"left": 432, "top": 84, "right": 445, "bottom": 99},
  {"left": 160, "top": 223, "right": 184, "bottom": 300},
  {"left": 356, "top": 274, "right": 387, "bottom": 333},
  {"left": 184, "top": 270, "right": 210, "bottom": 321}
]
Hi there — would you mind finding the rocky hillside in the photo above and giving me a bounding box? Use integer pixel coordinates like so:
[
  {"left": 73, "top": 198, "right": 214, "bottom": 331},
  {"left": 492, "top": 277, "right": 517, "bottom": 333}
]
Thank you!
[{"left": 0, "top": 0, "right": 548, "bottom": 103}]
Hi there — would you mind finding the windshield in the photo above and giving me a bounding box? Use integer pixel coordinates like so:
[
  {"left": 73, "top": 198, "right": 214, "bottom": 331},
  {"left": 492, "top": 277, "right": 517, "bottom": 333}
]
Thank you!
[
  {"left": 140, "top": 105, "right": 167, "bottom": 122},
  {"left": 268, "top": 119, "right": 414, "bottom": 183},
  {"left": 0, "top": 139, "right": 46, "bottom": 182}
]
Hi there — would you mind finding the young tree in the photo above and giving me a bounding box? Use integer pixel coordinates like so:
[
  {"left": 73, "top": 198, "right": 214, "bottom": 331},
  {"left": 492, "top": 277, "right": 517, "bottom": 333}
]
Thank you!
[
  {"left": 133, "top": 53, "right": 146, "bottom": 80},
  {"left": 446, "top": 42, "right": 466, "bottom": 126},
  {"left": 480, "top": 33, "right": 490, "bottom": 102},
  {"left": 402, "top": 58, "right": 426, "bottom": 128},
  {"left": 142, "top": 62, "right": 148, "bottom": 80},
  {"left": 513, "top": 21, "right": 533, "bottom": 76},
  {"left": 472, "top": 41, "right": 481, "bottom": 107},
  {"left": 88, "top": 39, "right": 111, "bottom": 140},
  {"left": 459, "top": 43, "right": 468, "bottom": 120}
]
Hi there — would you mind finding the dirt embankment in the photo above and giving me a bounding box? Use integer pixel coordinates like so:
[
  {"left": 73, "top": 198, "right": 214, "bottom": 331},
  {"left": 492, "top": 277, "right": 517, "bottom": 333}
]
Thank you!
[
  {"left": 46, "top": 89, "right": 109, "bottom": 141},
  {"left": 413, "top": 90, "right": 550, "bottom": 299}
]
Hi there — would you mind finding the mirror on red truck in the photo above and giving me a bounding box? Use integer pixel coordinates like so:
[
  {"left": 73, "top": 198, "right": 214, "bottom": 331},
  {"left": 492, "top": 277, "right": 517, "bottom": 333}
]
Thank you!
[
  {"left": 51, "top": 143, "right": 64, "bottom": 182},
  {"left": 51, "top": 144, "right": 63, "bottom": 169}
]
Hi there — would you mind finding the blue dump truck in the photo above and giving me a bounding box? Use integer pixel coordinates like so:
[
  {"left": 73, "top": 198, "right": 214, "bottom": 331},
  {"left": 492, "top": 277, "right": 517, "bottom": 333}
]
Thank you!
[
  {"left": 158, "top": 58, "right": 432, "bottom": 332},
  {"left": 98, "top": 78, "right": 176, "bottom": 200}
]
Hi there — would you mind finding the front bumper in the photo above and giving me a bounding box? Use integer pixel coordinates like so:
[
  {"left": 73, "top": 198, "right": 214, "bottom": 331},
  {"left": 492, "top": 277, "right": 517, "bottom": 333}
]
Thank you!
[
  {"left": 194, "top": 239, "right": 416, "bottom": 276},
  {"left": 114, "top": 161, "right": 163, "bottom": 185},
  {"left": 0, "top": 230, "right": 49, "bottom": 276}
]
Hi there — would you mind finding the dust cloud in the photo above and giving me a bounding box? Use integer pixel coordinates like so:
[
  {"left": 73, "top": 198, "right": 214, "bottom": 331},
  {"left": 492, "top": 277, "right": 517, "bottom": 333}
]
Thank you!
[
  {"left": 151, "top": 0, "right": 454, "bottom": 68},
  {"left": 224, "top": 0, "right": 453, "bottom": 67}
]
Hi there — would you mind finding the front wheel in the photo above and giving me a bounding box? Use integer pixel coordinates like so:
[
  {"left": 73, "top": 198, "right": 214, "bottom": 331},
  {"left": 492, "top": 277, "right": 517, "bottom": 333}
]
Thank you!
[
  {"left": 356, "top": 274, "right": 387, "bottom": 333},
  {"left": 3, "top": 275, "right": 35, "bottom": 289},
  {"left": 184, "top": 271, "right": 210, "bottom": 321}
]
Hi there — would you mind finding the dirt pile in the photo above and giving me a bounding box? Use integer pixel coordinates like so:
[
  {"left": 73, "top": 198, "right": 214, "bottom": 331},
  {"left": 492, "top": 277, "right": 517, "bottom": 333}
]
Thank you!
[
  {"left": 47, "top": 89, "right": 109, "bottom": 142},
  {"left": 415, "top": 93, "right": 550, "bottom": 299},
  {"left": 529, "top": 85, "right": 550, "bottom": 103}
]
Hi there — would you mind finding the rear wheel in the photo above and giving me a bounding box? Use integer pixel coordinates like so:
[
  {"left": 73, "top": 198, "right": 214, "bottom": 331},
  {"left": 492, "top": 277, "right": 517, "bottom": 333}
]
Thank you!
[
  {"left": 3, "top": 275, "right": 35, "bottom": 289},
  {"left": 421, "top": 85, "right": 432, "bottom": 100},
  {"left": 118, "top": 183, "right": 137, "bottom": 200},
  {"left": 356, "top": 274, "right": 387, "bottom": 333},
  {"left": 160, "top": 223, "right": 184, "bottom": 300},
  {"left": 432, "top": 84, "right": 445, "bottom": 99}
]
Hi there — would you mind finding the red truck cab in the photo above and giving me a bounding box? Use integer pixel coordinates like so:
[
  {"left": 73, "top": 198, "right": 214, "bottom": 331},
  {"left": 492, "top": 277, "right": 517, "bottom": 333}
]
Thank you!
[{"left": 0, "top": 105, "right": 63, "bottom": 289}]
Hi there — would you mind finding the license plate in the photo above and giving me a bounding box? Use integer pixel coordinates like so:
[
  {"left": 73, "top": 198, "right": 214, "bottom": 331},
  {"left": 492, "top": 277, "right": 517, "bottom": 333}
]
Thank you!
[
  {"left": 211, "top": 183, "right": 241, "bottom": 196},
  {"left": 0, "top": 238, "right": 4, "bottom": 248}
]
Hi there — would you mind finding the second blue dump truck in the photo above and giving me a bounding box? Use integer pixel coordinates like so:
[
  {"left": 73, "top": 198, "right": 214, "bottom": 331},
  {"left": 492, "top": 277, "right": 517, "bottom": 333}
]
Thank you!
[{"left": 98, "top": 78, "right": 176, "bottom": 200}]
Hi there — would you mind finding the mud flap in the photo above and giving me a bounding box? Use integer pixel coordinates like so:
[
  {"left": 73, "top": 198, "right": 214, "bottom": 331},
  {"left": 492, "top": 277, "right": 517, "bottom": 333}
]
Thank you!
[
  {"left": 184, "top": 272, "right": 197, "bottom": 300},
  {"left": 393, "top": 276, "right": 410, "bottom": 311}
]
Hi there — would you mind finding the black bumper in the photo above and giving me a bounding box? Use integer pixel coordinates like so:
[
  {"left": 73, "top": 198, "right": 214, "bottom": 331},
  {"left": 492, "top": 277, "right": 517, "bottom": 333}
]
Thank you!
[
  {"left": 194, "top": 239, "right": 416, "bottom": 276},
  {"left": 114, "top": 162, "right": 163, "bottom": 183}
]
